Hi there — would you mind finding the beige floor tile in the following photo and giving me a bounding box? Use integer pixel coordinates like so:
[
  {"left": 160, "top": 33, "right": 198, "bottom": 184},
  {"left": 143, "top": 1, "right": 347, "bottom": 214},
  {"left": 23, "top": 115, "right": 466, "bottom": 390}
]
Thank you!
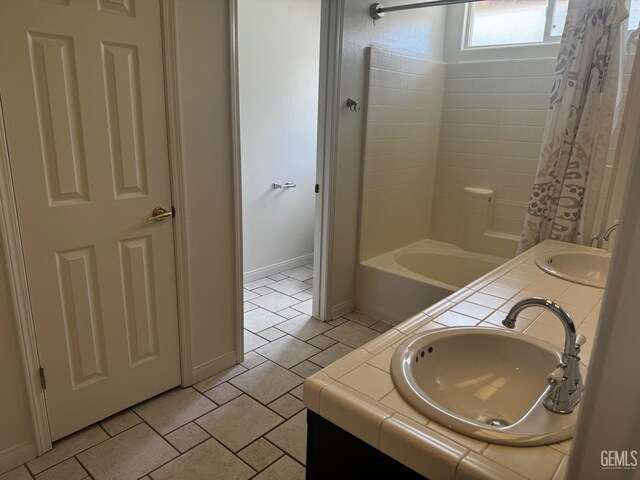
[
  {"left": 245, "top": 330, "right": 269, "bottom": 352},
  {"left": 34, "top": 458, "right": 86, "bottom": 480},
  {"left": 291, "top": 299, "right": 313, "bottom": 315},
  {"left": 244, "top": 302, "right": 258, "bottom": 313},
  {"left": 306, "top": 335, "right": 337, "bottom": 350},
  {"left": 164, "top": 422, "right": 210, "bottom": 453},
  {"left": 244, "top": 278, "right": 274, "bottom": 290},
  {"left": 343, "top": 311, "right": 377, "bottom": 327},
  {"left": 255, "top": 336, "right": 320, "bottom": 369},
  {"left": 326, "top": 317, "right": 348, "bottom": 327},
  {"left": 194, "top": 364, "right": 247, "bottom": 392},
  {"left": 289, "top": 360, "right": 321, "bottom": 379},
  {"left": 282, "top": 267, "right": 313, "bottom": 282},
  {"left": 265, "top": 411, "right": 307, "bottom": 464},
  {"left": 27, "top": 425, "right": 108, "bottom": 474},
  {"left": 99, "top": 410, "right": 142, "bottom": 436},
  {"left": 268, "top": 273, "right": 287, "bottom": 281},
  {"left": 237, "top": 438, "right": 284, "bottom": 472},
  {"left": 324, "top": 321, "right": 379, "bottom": 348},
  {"left": 251, "top": 292, "right": 299, "bottom": 313},
  {"left": 149, "top": 439, "right": 255, "bottom": 480},
  {"left": 134, "top": 388, "right": 216, "bottom": 435},
  {"left": 292, "top": 291, "right": 312, "bottom": 301},
  {"left": 289, "top": 385, "right": 304, "bottom": 400},
  {"left": 254, "top": 456, "right": 304, "bottom": 480},
  {"left": 308, "top": 342, "right": 353, "bottom": 367},
  {"left": 252, "top": 286, "right": 274, "bottom": 296},
  {"left": 230, "top": 362, "right": 303, "bottom": 404},
  {"left": 268, "top": 278, "right": 309, "bottom": 296},
  {"left": 243, "top": 289, "right": 259, "bottom": 301},
  {"left": 204, "top": 382, "right": 243, "bottom": 405},
  {"left": 240, "top": 352, "right": 268, "bottom": 370},
  {"left": 0, "top": 466, "right": 32, "bottom": 480},
  {"left": 275, "top": 315, "right": 332, "bottom": 341},
  {"left": 244, "top": 308, "right": 288, "bottom": 333},
  {"left": 276, "top": 308, "right": 302, "bottom": 319},
  {"left": 196, "top": 396, "right": 283, "bottom": 452},
  {"left": 77, "top": 424, "right": 178, "bottom": 480},
  {"left": 256, "top": 327, "right": 287, "bottom": 342},
  {"left": 371, "top": 321, "right": 393, "bottom": 333},
  {"left": 267, "top": 394, "right": 304, "bottom": 419}
]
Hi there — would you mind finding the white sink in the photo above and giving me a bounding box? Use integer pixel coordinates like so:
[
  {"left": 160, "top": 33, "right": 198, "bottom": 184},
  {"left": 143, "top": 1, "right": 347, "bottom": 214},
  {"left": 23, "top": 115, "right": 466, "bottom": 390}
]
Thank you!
[
  {"left": 535, "top": 250, "right": 611, "bottom": 288},
  {"left": 391, "top": 327, "right": 581, "bottom": 446}
]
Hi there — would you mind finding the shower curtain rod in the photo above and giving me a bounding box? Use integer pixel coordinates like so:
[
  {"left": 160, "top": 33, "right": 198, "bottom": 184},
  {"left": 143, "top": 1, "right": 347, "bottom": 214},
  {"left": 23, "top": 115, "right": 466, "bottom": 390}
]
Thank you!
[{"left": 370, "top": 0, "right": 486, "bottom": 20}]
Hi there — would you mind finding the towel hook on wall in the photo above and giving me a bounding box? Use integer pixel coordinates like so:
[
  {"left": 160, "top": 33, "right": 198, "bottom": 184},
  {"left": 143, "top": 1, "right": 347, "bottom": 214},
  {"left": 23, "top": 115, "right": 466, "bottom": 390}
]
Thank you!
[{"left": 346, "top": 98, "right": 361, "bottom": 113}]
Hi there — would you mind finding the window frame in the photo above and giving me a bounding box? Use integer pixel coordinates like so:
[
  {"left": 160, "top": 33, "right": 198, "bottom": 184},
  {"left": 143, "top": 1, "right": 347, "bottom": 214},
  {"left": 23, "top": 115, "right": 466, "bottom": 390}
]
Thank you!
[{"left": 464, "top": 0, "right": 566, "bottom": 50}]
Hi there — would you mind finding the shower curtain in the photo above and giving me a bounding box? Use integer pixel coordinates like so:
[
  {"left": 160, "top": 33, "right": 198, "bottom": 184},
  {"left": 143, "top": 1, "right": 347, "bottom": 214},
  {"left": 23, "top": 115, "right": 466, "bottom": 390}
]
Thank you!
[{"left": 517, "top": 0, "right": 629, "bottom": 254}]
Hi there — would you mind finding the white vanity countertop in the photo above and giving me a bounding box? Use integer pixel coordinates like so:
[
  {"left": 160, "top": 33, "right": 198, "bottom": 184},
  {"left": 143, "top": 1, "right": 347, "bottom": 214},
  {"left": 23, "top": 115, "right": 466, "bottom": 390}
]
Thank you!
[{"left": 303, "top": 240, "right": 605, "bottom": 480}]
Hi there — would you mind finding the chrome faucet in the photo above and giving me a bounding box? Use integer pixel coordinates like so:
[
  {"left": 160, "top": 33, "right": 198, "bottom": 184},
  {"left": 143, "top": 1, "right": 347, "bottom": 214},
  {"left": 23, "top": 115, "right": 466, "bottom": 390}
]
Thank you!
[
  {"left": 590, "top": 222, "right": 621, "bottom": 248},
  {"left": 503, "top": 298, "right": 585, "bottom": 414}
]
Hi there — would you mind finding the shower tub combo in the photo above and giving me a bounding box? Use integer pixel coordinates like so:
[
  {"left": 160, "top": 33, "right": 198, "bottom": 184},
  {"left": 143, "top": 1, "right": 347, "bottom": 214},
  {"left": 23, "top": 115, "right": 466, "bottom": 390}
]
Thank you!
[{"left": 357, "top": 239, "right": 507, "bottom": 324}]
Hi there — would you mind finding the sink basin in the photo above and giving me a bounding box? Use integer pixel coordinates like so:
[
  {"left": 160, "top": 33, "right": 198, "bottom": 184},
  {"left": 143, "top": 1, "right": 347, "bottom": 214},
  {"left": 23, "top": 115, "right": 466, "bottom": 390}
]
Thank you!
[
  {"left": 535, "top": 250, "right": 610, "bottom": 288},
  {"left": 392, "top": 327, "right": 582, "bottom": 446}
]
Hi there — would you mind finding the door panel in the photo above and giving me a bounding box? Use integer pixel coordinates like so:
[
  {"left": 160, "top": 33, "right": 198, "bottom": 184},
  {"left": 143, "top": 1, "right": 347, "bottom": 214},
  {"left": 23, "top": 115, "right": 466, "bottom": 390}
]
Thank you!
[{"left": 0, "top": 0, "right": 180, "bottom": 440}]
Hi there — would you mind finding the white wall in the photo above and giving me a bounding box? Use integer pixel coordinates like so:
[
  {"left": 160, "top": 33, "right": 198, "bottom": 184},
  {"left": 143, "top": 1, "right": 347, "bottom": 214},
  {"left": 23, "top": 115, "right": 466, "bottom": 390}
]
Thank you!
[
  {"left": 568, "top": 70, "right": 640, "bottom": 478},
  {"left": 238, "top": 0, "right": 321, "bottom": 278},
  {"left": 360, "top": 48, "right": 445, "bottom": 260},
  {"left": 331, "top": 0, "right": 446, "bottom": 316},
  {"left": 175, "top": 0, "right": 240, "bottom": 379}
]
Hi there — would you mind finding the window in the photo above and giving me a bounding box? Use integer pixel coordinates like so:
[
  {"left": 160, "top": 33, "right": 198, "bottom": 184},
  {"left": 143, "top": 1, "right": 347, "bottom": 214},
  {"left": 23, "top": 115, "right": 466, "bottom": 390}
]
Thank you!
[
  {"left": 467, "top": 0, "right": 640, "bottom": 49},
  {"left": 631, "top": 0, "right": 640, "bottom": 32},
  {"left": 466, "top": 0, "right": 568, "bottom": 48}
]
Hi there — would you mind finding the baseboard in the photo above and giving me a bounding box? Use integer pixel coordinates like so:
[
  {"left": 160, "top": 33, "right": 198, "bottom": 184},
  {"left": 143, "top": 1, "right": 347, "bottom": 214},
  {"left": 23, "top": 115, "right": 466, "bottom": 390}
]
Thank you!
[
  {"left": 191, "top": 350, "right": 238, "bottom": 385},
  {"left": 330, "top": 299, "right": 355, "bottom": 320},
  {"left": 0, "top": 440, "right": 37, "bottom": 475},
  {"left": 243, "top": 253, "right": 313, "bottom": 283}
]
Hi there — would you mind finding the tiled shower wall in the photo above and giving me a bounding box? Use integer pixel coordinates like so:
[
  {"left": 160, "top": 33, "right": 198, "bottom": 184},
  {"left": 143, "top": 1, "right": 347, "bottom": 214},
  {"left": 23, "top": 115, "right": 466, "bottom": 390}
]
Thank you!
[
  {"left": 360, "top": 48, "right": 445, "bottom": 260},
  {"left": 430, "top": 57, "right": 556, "bottom": 254},
  {"left": 361, "top": 48, "right": 636, "bottom": 261}
]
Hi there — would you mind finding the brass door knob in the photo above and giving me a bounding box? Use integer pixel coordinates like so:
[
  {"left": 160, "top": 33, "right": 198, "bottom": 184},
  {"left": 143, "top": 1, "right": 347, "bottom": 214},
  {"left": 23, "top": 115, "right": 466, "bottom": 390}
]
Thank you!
[{"left": 147, "top": 207, "right": 173, "bottom": 222}]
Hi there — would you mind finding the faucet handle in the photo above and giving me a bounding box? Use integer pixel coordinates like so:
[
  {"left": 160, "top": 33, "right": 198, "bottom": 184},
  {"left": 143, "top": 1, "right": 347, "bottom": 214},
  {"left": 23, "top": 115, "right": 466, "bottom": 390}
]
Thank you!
[
  {"left": 575, "top": 334, "right": 586, "bottom": 352},
  {"left": 547, "top": 367, "right": 565, "bottom": 386}
]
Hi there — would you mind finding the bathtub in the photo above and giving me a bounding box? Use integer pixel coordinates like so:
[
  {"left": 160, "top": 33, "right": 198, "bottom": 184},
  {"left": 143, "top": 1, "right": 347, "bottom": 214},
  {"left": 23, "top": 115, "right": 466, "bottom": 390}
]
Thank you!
[{"left": 357, "top": 239, "right": 508, "bottom": 325}]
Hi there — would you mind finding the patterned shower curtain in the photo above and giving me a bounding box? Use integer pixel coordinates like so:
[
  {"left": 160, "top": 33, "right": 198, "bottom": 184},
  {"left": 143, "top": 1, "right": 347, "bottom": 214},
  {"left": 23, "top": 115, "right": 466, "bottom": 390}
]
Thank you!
[{"left": 517, "top": 0, "right": 629, "bottom": 254}]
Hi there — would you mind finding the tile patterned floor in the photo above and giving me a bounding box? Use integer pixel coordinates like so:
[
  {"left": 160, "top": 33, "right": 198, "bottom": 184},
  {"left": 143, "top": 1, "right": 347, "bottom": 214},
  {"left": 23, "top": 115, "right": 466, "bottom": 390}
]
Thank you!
[{"left": 1, "top": 264, "right": 392, "bottom": 480}]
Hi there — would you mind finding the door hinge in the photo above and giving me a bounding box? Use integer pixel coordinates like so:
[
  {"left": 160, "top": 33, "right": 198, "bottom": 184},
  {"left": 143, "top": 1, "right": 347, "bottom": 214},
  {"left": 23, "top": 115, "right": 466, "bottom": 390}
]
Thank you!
[
  {"left": 315, "top": 184, "right": 320, "bottom": 193},
  {"left": 39, "top": 367, "right": 47, "bottom": 390}
]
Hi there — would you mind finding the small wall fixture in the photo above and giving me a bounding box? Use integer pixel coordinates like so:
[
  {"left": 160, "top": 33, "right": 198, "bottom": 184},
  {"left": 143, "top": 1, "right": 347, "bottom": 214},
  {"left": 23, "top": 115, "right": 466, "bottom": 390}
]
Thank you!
[{"left": 346, "top": 98, "right": 361, "bottom": 112}]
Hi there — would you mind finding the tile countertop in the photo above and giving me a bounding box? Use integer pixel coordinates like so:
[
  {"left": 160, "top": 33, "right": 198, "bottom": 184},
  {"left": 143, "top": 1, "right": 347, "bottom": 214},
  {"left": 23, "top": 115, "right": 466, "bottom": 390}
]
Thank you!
[{"left": 303, "top": 240, "right": 606, "bottom": 480}]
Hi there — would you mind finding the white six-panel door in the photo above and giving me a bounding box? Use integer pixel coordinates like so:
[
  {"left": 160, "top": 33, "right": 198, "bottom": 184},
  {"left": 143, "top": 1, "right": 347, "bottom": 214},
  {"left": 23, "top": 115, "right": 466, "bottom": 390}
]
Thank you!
[{"left": 0, "top": 0, "right": 181, "bottom": 440}]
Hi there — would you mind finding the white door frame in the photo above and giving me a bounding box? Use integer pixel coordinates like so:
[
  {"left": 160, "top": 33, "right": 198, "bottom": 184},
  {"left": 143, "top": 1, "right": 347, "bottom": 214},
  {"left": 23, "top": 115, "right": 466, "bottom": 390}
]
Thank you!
[
  {"left": 311, "top": 0, "right": 344, "bottom": 320},
  {"left": 0, "top": 0, "right": 194, "bottom": 455},
  {"left": 229, "top": 0, "right": 342, "bottom": 323},
  {"left": 229, "top": 0, "right": 246, "bottom": 357}
]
